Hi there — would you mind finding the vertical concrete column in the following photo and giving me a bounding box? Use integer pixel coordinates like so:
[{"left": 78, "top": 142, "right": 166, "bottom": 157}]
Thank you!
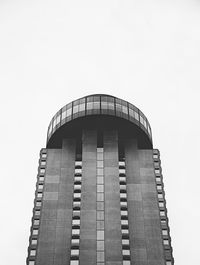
[
  {"left": 104, "top": 130, "right": 122, "bottom": 265},
  {"left": 139, "top": 150, "right": 164, "bottom": 265},
  {"left": 36, "top": 149, "right": 61, "bottom": 265},
  {"left": 80, "top": 130, "right": 97, "bottom": 265},
  {"left": 125, "top": 139, "right": 148, "bottom": 265},
  {"left": 53, "top": 139, "right": 76, "bottom": 265}
]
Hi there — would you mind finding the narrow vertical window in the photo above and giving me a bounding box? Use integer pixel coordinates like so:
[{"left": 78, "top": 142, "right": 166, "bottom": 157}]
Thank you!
[{"left": 96, "top": 145, "right": 105, "bottom": 264}]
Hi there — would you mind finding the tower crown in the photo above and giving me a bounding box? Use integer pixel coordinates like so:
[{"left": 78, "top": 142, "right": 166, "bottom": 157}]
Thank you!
[{"left": 47, "top": 94, "right": 152, "bottom": 148}]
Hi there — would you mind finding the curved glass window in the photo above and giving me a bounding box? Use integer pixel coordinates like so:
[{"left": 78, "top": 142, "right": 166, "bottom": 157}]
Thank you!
[
  {"left": 62, "top": 109, "right": 67, "bottom": 120},
  {"left": 122, "top": 105, "right": 128, "bottom": 115},
  {"left": 79, "top": 103, "right": 85, "bottom": 112},
  {"left": 56, "top": 114, "right": 61, "bottom": 126},
  {"left": 47, "top": 94, "right": 152, "bottom": 147},
  {"left": 73, "top": 105, "right": 79, "bottom": 114},
  {"left": 116, "top": 103, "right": 122, "bottom": 112}
]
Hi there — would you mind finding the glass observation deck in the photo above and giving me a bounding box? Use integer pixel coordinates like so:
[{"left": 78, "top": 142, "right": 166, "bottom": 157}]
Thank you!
[{"left": 46, "top": 94, "right": 152, "bottom": 148}]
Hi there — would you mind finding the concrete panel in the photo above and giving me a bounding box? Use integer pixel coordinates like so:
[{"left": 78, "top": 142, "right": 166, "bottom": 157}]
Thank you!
[
  {"left": 43, "top": 192, "right": 58, "bottom": 200},
  {"left": 80, "top": 130, "right": 97, "bottom": 264},
  {"left": 45, "top": 175, "right": 60, "bottom": 183},
  {"left": 104, "top": 130, "right": 122, "bottom": 263}
]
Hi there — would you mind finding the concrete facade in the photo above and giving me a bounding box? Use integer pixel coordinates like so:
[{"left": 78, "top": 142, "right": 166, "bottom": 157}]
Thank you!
[{"left": 27, "top": 95, "right": 174, "bottom": 265}]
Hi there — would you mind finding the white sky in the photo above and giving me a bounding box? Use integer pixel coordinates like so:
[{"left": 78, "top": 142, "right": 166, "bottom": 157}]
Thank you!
[{"left": 0, "top": 1, "right": 200, "bottom": 264}]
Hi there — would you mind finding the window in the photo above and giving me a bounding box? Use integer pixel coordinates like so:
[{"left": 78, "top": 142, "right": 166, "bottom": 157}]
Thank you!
[
  {"left": 70, "top": 261, "right": 79, "bottom": 265},
  {"left": 30, "top": 250, "right": 36, "bottom": 256},
  {"left": 120, "top": 201, "right": 127, "bottom": 207},
  {"left": 35, "top": 210, "right": 40, "bottom": 216},
  {"left": 97, "top": 241, "right": 104, "bottom": 251},
  {"left": 97, "top": 177, "right": 104, "bottom": 184},
  {"left": 79, "top": 103, "right": 85, "bottom": 112},
  {"left": 135, "top": 112, "right": 139, "bottom": 121},
  {"left": 41, "top": 161, "right": 46, "bottom": 166},
  {"left": 97, "top": 161, "right": 103, "bottom": 168},
  {"left": 66, "top": 108, "right": 72, "bottom": 117},
  {"left": 119, "top": 176, "right": 126, "bottom": 182},
  {"left": 38, "top": 185, "right": 43, "bottom": 190},
  {"left": 155, "top": 169, "right": 160, "bottom": 174},
  {"left": 97, "top": 220, "right": 104, "bottom": 230},
  {"left": 121, "top": 220, "right": 128, "bottom": 226},
  {"left": 143, "top": 119, "right": 147, "bottom": 129},
  {"left": 72, "top": 229, "right": 80, "bottom": 236},
  {"left": 37, "top": 193, "right": 43, "bottom": 198},
  {"left": 128, "top": 108, "right": 135, "bottom": 118},
  {"left": 41, "top": 153, "right": 47, "bottom": 159},
  {"left": 29, "top": 262, "right": 35, "bottom": 265},
  {"left": 97, "top": 185, "right": 104, "bottom": 192},
  {"left": 97, "top": 211, "right": 104, "bottom": 220},
  {"left": 97, "top": 202, "right": 104, "bottom": 211},
  {"left": 122, "top": 249, "right": 130, "bottom": 256},
  {"left": 157, "top": 185, "right": 162, "bottom": 191},
  {"left": 62, "top": 110, "right": 67, "bottom": 120},
  {"left": 158, "top": 194, "right": 163, "bottom": 199},
  {"left": 75, "top": 161, "right": 82, "bottom": 167},
  {"left": 154, "top": 162, "right": 160, "bottom": 168},
  {"left": 160, "top": 211, "right": 165, "bottom": 217},
  {"left": 121, "top": 211, "right": 128, "bottom": 216},
  {"left": 162, "top": 230, "right": 168, "bottom": 236},
  {"left": 123, "top": 261, "right": 131, "bottom": 265},
  {"left": 120, "top": 185, "right": 126, "bottom": 191},
  {"left": 122, "top": 229, "right": 129, "bottom": 235},
  {"left": 97, "top": 231, "right": 104, "bottom": 240},
  {"left": 72, "top": 219, "right": 80, "bottom": 226},
  {"left": 140, "top": 115, "right": 144, "bottom": 125},
  {"left": 74, "top": 193, "right": 81, "bottom": 199},
  {"left": 96, "top": 147, "right": 104, "bottom": 264},
  {"left": 97, "top": 252, "right": 104, "bottom": 262},
  {"left": 122, "top": 239, "right": 129, "bottom": 245},
  {"left": 120, "top": 193, "right": 127, "bottom": 199},
  {"left": 39, "top": 176, "right": 44, "bottom": 182},
  {"left": 166, "top": 262, "right": 172, "bottom": 265},
  {"left": 163, "top": 239, "right": 169, "bottom": 245},
  {"left": 74, "top": 185, "right": 81, "bottom": 190},
  {"left": 97, "top": 147, "right": 103, "bottom": 153},
  {"left": 32, "top": 229, "right": 38, "bottom": 235},
  {"left": 36, "top": 201, "right": 42, "bottom": 207},
  {"left": 97, "top": 168, "right": 103, "bottom": 175},
  {"left": 97, "top": 193, "right": 104, "bottom": 201},
  {"left": 75, "top": 169, "right": 82, "bottom": 174},
  {"left": 97, "top": 153, "right": 103, "bottom": 160},
  {"left": 73, "top": 105, "right": 79, "bottom": 114},
  {"left": 33, "top": 220, "right": 40, "bottom": 225},
  {"left": 73, "top": 201, "right": 81, "bottom": 207},
  {"left": 119, "top": 161, "right": 125, "bottom": 167},
  {"left": 74, "top": 176, "right": 82, "bottom": 182},
  {"left": 159, "top": 202, "right": 164, "bottom": 207},
  {"left": 40, "top": 168, "right": 45, "bottom": 174},
  {"left": 119, "top": 169, "right": 126, "bottom": 174},
  {"left": 156, "top": 177, "right": 161, "bottom": 182},
  {"left": 71, "top": 239, "right": 80, "bottom": 245},
  {"left": 71, "top": 249, "right": 79, "bottom": 256},
  {"left": 31, "top": 239, "right": 37, "bottom": 245},
  {"left": 153, "top": 154, "right": 158, "bottom": 159},
  {"left": 73, "top": 210, "right": 80, "bottom": 217}
]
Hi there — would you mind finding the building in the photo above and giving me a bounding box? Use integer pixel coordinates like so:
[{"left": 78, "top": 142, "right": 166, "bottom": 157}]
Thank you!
[{"left": 27, "top": 94, "right": 174, "bottom": 265}]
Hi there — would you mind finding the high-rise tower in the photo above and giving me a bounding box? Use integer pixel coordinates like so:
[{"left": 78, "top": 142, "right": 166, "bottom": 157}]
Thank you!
[{"left": 27, "top": 94, "right": 174, "bottom": 265}]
